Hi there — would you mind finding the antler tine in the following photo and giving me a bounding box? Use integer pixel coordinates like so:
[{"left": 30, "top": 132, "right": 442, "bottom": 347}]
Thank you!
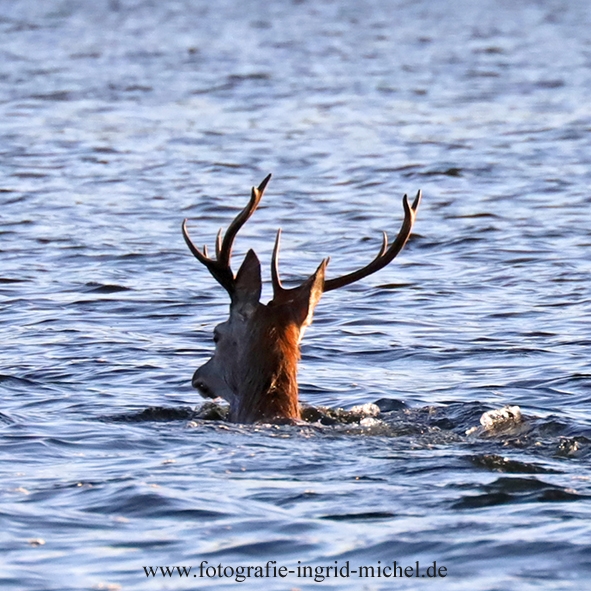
[
  {"left": 271, "top": 228, "right": 284, "bottom": 296},
  {"left": 181, "top": 219, "right": 210, "bottom": 266},
  {"left": 272, "top": 227, "right": 333, "bottom": 302},
  {"left": 182, "top": 219, "right": 236, "bottom": 293},
  {"left": 182, "top": 173, "right": 272, "bottom": 295},
  {"left": 215, "top": 229, "right": 223, "bottom": 259},
  {"left": 323, "top": 190, "right": 421, "bottom": 292},
  {"left": 378, "top": 231, "right": 388, "bottom": 257},
  {"left": 218, "top": 173, "right": 272, "bottom": 268}
]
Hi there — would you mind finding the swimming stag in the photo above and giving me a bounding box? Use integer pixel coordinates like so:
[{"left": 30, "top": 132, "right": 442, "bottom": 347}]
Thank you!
[{"left": 182, "top": 174, "right": 421, "bottom": 423}]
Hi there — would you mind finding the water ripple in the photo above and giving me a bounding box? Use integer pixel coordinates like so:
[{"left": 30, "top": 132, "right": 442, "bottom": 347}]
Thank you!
[{"left": 1, "top": 1, "right": 591, "bottom": 590}]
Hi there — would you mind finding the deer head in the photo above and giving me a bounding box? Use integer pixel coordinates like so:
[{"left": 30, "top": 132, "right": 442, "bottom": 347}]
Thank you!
[{"left": 182, "top": 174, "right": 421, "bottom": 423}]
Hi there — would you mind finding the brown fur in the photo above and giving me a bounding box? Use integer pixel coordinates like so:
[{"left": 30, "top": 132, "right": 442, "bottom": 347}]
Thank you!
[{"left": 232, "top": 307, "right": 302, "bottom": 423}]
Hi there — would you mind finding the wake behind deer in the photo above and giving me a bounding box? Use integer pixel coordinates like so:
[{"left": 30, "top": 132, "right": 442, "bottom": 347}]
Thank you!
[{"left": 182, "top": 175, "right": 421, "bottom": 424}]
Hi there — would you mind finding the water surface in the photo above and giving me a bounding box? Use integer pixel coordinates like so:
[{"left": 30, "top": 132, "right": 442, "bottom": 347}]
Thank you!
[{"left": 1, "top": 1, "right": 590, "bottom": 590}]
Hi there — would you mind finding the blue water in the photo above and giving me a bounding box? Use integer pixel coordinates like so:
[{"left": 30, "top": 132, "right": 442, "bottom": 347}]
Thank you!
[{"left": 1, "top": 1, "right": 590, "bottom": 589}]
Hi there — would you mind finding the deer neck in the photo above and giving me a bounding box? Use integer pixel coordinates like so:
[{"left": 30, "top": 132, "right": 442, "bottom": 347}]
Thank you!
[{"left": 232, "top": 314, "right": 301, "bottom": 423}]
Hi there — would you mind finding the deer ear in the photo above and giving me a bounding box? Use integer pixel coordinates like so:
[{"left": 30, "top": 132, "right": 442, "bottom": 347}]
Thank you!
[
  {"left": 233, "top": 249, "right": 262, "bottom": 307},
  {"left": 289, "top": 258, "right": 328, "bottom": 327}
]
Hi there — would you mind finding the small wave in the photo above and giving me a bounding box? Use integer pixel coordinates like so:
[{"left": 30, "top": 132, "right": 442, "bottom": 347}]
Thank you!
[
  {"left": 85, "top": 489, "right": 227, "bottom": 519},
  {"left": 453, "top": 476, "right": 589, "bottom": 509},
  {"left": 469, "top": 454, "right": 559, "bottom": 474},
  {"left": 0, "top": 411, "right": 14, "bottom": 425},
  {"left": 0, "top": 374, "right": 38, "bottom": 387},
  {"left": 106, "top": 406, "right": 202, "bottom": 422},
  {"left": 83, "top": 282, "right": 132, "bottom": 294},
  {"left": 321, "top": 511, "right": 396, "bottom": 521},
  {"left": 0, "top": 277, "right": 26, "bottom": 284}
]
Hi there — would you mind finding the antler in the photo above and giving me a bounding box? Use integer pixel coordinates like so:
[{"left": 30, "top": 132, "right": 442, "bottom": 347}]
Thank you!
[
  {"left": 185, "top": 175, "right": 420, "bottom": 299},
  {"left": 272, "top": 189, "right": 421, "bottom": 295},
  {"left": 323, "top": 190, "right": 421, "bottom": 291},
  {"left": 182, "top": 173, "right": 272, "bottom": 295}
]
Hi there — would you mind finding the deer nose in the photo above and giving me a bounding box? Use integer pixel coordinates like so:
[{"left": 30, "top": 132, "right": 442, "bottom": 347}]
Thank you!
[
  {"left": 192, "top": 368, "right": 213, "bottom": 398},
  {"left": 192, "top": 361, "right": 220, "bottom": 398}
]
